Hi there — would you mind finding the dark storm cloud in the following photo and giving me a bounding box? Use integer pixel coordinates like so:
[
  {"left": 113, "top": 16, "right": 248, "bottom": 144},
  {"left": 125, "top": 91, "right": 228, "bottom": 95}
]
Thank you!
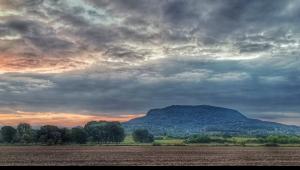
[
  {"left": 4, "top": 19, "right": 75, "bottom": 52},
  {"left": 104, "top": 46, "right": 148, "bottom": 62},
  {"left": 1, "top": 55, "right": 300, "bottom": 116},
  {"left": 0, "top": 0, "right": 44, "bottom": 10},
  {"left": 1, "top": 0, "right": 300, "bottom": 124},
  {"left": 84, "top": 0, "right": 300, "bottom": 58}
]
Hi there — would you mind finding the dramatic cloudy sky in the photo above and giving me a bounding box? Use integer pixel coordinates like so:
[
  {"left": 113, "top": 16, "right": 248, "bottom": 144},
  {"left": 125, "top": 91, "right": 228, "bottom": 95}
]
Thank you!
[{"left": 0, "top": 0, "right": 300, "bottom": 126}]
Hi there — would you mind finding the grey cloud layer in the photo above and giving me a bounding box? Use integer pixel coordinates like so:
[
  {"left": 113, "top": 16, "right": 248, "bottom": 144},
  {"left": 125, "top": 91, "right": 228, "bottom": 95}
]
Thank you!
[
  {"left": 1, "top": 56, "right": 299, "bottom": 116},
  {"left": 2, "top": 0, "right": 300, "bottom": 62},
  {"left": 0, "top": 0, "right": 300, "bottom": 122}
]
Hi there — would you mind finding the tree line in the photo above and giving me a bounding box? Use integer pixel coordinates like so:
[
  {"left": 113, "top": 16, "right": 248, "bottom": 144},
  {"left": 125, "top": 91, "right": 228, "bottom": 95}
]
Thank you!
[
  {"left": 0, "top": 121, "right": 154, "bottom": 145},
  {"left": 184, "top": 135, "right": 300, "bottom": 146}
]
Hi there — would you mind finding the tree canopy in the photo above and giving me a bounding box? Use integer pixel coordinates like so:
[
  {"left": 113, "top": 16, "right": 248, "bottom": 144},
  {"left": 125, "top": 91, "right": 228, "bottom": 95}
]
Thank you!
[
  {"left": 1, "top": 126, "right": 17, "bottom": 143},
  {"left": 71, "top": 127, "right": 88, "bottom": 144},
  {"left": 132, "top": 129, "right": 154, "bottom": 143},
  {"left": 84, "top": 121, "right": 125, "bottom": 144}
]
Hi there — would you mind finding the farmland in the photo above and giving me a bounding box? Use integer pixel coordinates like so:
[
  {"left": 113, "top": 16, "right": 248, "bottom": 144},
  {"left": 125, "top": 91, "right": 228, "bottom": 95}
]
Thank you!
[{"left": 1, "top": 146, "right": 300, "bottom": 166}]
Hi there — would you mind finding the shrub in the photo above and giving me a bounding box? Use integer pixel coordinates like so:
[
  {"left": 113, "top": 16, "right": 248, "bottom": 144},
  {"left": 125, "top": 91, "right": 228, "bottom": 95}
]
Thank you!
[
  {"left": 265, "top": 143, "right": 280, "bottom": 147},
  {"left": 152, "top": 142, "right": 162, "bottom": 146},
  {"left": 132, "top": 129, "right": 154, "bottom": 143},
  {"left": 184, "top": 135, "right": 211, "bottom": 144}
]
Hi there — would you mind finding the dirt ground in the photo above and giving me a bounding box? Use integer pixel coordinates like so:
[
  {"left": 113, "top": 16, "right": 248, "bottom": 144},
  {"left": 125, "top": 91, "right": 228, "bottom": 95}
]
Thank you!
[{"left": 0, "top": 146, "right": 299, "bottom": 166}]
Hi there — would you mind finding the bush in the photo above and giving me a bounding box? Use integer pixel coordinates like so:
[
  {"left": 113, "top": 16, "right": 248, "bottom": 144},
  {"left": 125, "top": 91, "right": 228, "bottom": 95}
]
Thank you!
[
  {"left": 263, "top": 135, "right": 300, "bottom": 144},
  {"left": 265, "top": 143, "right": 280, "bottom": 147},
  {"left": 184, "top": 135, "right": 211, "bottom": 144},
  {"left": 152, "top": 142, "right": 162, "bottom": 146},
  {"left": 132, "top": 129, "right": 154, "bottom": 143},
  {"left": 173, "top": 143, "right": 187, "bottom": 146}
]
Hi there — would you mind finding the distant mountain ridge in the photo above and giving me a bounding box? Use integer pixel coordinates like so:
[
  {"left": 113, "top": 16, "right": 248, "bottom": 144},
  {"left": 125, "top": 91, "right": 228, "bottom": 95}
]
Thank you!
[{"left": 123, "top": 105, "right": 300, "bottom": 136}]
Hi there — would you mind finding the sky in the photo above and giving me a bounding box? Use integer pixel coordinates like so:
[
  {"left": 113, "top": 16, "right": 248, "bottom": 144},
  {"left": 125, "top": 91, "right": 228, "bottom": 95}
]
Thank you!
[{"left": 0, "top": 0, "right": 300, "bottom": 127}]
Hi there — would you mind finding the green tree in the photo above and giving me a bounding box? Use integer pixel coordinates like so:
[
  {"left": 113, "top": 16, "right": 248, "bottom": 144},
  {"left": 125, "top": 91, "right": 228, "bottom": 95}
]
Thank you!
[
  {"left": 84, "top": 121, "right": 99, "bottom": 141},
  {"left": 37, "top": 125, "right": 62, "bottom": 145},
  {"left": 1, "top": 126, "right": 17, "bottom": 143},
  {"left": 84, "top": 121, "right": 125, "bottom": 144},
  {"left": 0, "top": 132, "right": 3, "bottom": 143},
  {"left": 60, "top": 128, "right": 72, "bottom": 144},
  {"left": 71, "top": 127, "right": 88, "bottom": 144},
  {"left": 17, "top": 123, "right": 34, "bottom": 143},
  {"left": 84, "top": 121, "right": 105, "bottom": 143},
  {"left": 105, "top": 122, "right": 125, "bottom": 143},
  {"left": 132, "top": 129, "right": 154, "bottom": 143}
]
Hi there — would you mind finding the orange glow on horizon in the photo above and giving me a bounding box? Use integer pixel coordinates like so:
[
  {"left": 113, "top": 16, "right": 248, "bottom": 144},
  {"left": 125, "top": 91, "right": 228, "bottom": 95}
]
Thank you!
[
  {"left": 0, "top": 54, "right": 95, "bottom": 74},
  {"left": 0, "top": 112, "right": 145, "bottom": 127}
]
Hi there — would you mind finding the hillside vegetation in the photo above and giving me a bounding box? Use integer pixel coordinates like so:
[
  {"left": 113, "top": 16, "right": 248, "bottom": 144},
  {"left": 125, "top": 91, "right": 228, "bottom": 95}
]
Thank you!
[{"left": 124, "top": 105, "right": 300, "bottom": 136}]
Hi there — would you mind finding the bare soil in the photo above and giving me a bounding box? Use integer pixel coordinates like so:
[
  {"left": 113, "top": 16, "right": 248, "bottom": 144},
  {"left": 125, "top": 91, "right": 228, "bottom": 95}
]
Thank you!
[{"left": 0, "top": 146, "right": 299, "bottom": 166}]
